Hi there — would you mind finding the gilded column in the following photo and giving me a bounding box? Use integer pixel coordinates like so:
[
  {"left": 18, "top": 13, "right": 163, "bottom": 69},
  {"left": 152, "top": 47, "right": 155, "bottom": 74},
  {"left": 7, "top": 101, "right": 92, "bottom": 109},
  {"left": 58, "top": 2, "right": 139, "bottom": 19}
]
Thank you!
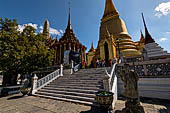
[
  {"left": 60, "top": 45, "right": 62, "bottom": 64},
  {"left": 64, "top": 44, "right": 66, "bottom": 51},
  {"left": 55, "top": 47, "right": 57, "bottom": 64},
  {"left": 77, "top": 46, "right": 80, "bottom": 52},
  {"left": 81, "top": 48, "right": 84, "bottom": 62},
  {"left": 73, "top": 44, "right": 75, "bottom": 51},
  {"left": 69, "top": 43, "right": 71, "bottom": 50},
  {"left": 84, "top": 49, "right": 86, "bottom": 62}
]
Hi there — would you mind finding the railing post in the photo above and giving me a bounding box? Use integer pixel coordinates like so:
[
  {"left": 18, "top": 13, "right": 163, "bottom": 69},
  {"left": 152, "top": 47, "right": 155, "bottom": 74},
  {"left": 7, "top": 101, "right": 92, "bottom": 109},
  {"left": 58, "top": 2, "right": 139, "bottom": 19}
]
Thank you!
[
  {"left": 71, "top": 60, "right": 74, "bottom": 74},
  {"left": 103, "top": 69, "right": 111, "bottom": 92},
  {"left": 60, "top": 64, "right": 63, "bottom": 76},
  {"left": 32, "top": 74, "right": 38, "bottom": 94},
  {"left": 143, "top": 64, "right": 148, "bottom": 76}
]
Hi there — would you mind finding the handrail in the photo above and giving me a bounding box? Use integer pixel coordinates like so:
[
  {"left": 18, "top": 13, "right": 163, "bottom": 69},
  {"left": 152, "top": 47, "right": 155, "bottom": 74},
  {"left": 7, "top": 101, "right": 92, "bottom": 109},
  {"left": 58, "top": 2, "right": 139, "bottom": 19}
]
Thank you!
[
  {"left": 103, "top": 62, "right": 118, "bottom": 109},
  {"left": 110, "top": 63, "right": 117, "bottom": 90},
  {"left": 37, "top": 69, "right": 60, "bottom": 90},
  {"left": 73, "top": 64, "right": 80, "bottom": 72},
  {"left": 32, "top": 64, "right": 63, "bottom": 94},
  {"left": 71, "top": 60, "right": 80, "bottom": 74}
]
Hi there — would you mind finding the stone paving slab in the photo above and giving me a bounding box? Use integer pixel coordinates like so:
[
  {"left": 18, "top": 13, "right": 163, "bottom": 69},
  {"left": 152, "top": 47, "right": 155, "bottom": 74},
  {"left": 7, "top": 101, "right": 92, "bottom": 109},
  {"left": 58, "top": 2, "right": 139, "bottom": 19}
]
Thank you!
[
  {"left": 0, "top": 94, "right": 170, "bottom": 113},
  {"left": 0, "top": 94, "right": 91, "bottom": 113}
]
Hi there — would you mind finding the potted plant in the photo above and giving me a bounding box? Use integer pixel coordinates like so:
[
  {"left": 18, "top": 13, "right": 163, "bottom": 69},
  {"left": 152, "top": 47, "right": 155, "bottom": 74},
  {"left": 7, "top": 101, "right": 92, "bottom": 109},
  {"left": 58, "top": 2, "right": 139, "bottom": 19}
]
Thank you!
[
  {"left": 20, "top": 86, "right": 31, "bottom": 95},
  {"left": 20, "top": 79, "right": 31, "bottom": 96},
  {"left": 96, "top": 91, "right": 113, "bottom": 106},
  {"left": 96, "top": 91, "right": 114, "bottom": 113}
]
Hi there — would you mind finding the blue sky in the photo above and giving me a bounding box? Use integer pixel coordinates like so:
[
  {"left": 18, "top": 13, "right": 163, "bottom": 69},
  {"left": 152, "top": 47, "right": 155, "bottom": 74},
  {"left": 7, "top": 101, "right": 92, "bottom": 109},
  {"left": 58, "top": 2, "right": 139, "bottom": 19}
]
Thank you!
[{"left": 0, "top": 0, "right": 170, "bottom": 52}]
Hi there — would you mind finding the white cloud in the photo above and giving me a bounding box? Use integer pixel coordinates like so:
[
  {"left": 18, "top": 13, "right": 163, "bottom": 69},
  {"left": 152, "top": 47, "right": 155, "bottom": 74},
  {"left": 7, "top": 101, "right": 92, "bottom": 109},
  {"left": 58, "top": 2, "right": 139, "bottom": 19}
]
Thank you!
[
  {"left": 39, "top": 25, "right": 43, "bottom": 29},
  {"left": 18, "top": 23, "right": 64, "bottom": 37},
  {"left": 159, "top": 37, "right": 167, "bottom": 42},
  {"left": 26, "top": 23, "right": 38, "bottom": 30},
  {"left": 39, "top": 25, "right": 64, "bottom": 36},
  {"left": 155, "top": 2, "right": 170, "bottom": 17},
  {"left": 18, "top": 23, "right": 38, "bottom": 32},
  {"left": 59, "top": 29, "right": 64, "bottom": 34},
  {"left": 18, "top": 25, "right": 25, "bottom": 32},
  {"left": 39, "top": 25, "right": 43, "bottom": 33},
  {"left": 166, "top": 32, "right": 170, "bottom": 34},
  {"left": 49, "top": 28, "right": 60, "bottom": 35}
]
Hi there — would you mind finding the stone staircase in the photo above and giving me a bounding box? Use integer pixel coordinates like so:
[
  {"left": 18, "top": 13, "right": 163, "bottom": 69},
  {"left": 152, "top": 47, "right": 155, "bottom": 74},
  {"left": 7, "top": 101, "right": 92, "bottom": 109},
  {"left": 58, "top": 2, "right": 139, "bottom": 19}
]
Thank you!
[{"left": 34, "top": 67, "right": 111, "bottom": 106}]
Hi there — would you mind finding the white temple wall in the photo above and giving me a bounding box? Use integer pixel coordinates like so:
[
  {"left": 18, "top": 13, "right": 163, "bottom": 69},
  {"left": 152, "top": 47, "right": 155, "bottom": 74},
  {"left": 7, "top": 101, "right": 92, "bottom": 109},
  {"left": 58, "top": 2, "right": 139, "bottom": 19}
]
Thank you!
[{"left": 118, "top": 77, "right": 170, "bottom": 100}]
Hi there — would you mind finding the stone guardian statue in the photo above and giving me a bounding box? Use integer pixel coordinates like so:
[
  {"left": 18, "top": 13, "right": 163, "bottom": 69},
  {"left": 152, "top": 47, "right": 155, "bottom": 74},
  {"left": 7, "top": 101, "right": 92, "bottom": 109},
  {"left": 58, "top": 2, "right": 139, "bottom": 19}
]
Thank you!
[{"left": 118, "top": 63, "right": 144, "bottom": 113}]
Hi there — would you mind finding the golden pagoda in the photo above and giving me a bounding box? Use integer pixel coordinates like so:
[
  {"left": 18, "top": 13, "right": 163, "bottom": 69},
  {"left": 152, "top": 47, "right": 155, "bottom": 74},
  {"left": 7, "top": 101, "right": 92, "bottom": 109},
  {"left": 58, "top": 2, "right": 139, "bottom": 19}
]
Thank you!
[{"left": 87, "top": 0, "right": 142, "bottom": 66}]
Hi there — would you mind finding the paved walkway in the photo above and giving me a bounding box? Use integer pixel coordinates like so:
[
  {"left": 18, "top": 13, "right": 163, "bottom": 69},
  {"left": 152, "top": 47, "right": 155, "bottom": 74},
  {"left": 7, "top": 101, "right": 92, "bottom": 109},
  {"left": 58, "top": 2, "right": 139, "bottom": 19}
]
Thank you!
[
  {"left": 0, "top": 94, "right": 170, "bottom": 113},
  {"left": 0, "top": 94, "right": 91, "bottom": 113},
  {"left": 113, "top": 98, "right": 170, "bottom": 113}
]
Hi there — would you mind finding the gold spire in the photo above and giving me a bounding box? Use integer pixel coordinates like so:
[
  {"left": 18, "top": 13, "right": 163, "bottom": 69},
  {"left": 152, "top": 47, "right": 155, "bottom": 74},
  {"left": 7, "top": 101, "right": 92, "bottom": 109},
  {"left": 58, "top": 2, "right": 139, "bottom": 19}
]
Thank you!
[
  {"left": 142, "top": 13, "right": 155, "bottom": 44},
  {"left": 66, "top": 8, "right": 72, "bottom": 30},
  {"left": 103, "top": 0, "right": 119, "bottom": 18}
]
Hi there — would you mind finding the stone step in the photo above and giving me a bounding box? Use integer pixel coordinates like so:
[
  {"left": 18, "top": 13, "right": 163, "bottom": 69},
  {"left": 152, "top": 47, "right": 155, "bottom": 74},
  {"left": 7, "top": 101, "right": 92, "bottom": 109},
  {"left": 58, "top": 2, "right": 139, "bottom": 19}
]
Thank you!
[
  {"left": 50, "top": 82, "right": 102, "bottom": 86},
  {"left": 34, "top": 68, "right": 107, "bottom": 106},
  {"left": 38, "top": 89, "right": 96, "bottom": 98},
  {"left": 42, "top": 87, "right": 102, "bottom": 94},
  {"left": 57, "top": 78, "right": 104, "bottom": 81},
  {"left": 45, "top": 85, "right": 103, "bottom": 90},
  {"left": 47, "top": 84, "right": 102, "bottom": 88},
  {"left": 63, "top": 75, "right": 105, "bottom": 78},
  {"left": 34, "top": 94, "right": 98, "bottom": 106},
  {"left": 52, "top": 79, "right": 103, "bottom": 83},
  {"left": 35, "top": 91, "right": 95, "bottom": 103}
]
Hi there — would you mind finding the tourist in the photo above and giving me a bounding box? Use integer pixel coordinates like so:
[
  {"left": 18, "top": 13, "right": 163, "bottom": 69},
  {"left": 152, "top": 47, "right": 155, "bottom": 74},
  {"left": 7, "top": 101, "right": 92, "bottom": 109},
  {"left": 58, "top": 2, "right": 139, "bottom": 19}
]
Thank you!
[
  {"left": 109, "top": 59, "right": 112, "bottom": 67},
  {"left": 101, "top": 59, "right": 105, "bottom": 67},
  {"left": 90, "top": 61, "right": 94, "bottom": 68},
  {"left": 96, "top": 59, "right": 100, "bottom": 68},
  {"left": 112, "top": 57, "right": 117, "bottom": 64},
  {"left": 83, "top": 60, "right": 86, "bottom": 69}
]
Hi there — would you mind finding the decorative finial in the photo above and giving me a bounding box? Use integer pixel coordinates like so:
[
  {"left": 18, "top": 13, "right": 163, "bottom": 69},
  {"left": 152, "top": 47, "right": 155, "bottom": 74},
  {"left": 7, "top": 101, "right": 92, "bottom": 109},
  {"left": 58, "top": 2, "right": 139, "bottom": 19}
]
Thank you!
[
  {"left": 141, "top": 13, "right": 155, "bottom": 44},
  {"left": 66, "top": 0, "right": 72, "bottom": 30},
  {"left": 140, "top": 29, "right": 145, "bottom": 43},
  {"left": 68, "top": 0, "right": 71, "bottom": 10},
  {"left": 91, "top": 41, "right": 94, "bottom": 49},
  {"left": 141, "top": 13, "right": 147, "bottom": 29}
]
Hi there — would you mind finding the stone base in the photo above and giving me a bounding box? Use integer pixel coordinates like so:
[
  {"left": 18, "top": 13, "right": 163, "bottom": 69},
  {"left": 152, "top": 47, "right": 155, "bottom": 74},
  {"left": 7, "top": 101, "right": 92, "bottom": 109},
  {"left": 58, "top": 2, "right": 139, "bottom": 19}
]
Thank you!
[{"left": 122, "top": 100, "right": 144, "bottom": 113}]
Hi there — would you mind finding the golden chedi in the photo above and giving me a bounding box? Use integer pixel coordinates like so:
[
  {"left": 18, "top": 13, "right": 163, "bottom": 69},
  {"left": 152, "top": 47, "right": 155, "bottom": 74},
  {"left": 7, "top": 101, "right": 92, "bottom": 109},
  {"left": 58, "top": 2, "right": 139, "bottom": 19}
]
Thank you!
[
  {"left": 100, "top": 0, "right": 141, "bottom": 57},
  {"left": 87, "top": 0, "right": 142, "bottom": 66}
]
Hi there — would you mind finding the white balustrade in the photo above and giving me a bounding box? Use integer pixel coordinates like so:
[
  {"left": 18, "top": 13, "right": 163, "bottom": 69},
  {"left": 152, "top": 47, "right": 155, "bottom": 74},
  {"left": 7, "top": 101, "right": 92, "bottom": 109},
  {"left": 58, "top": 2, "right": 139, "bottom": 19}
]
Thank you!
[
  {"left": 37, "top": 69, "right": 60, "bottom": 90},
  {"left": 31, "top": 64, "right": 63, "bottom": 94},
  {"left": 103, "top": 62, "right": 118, "bottom": 109}
]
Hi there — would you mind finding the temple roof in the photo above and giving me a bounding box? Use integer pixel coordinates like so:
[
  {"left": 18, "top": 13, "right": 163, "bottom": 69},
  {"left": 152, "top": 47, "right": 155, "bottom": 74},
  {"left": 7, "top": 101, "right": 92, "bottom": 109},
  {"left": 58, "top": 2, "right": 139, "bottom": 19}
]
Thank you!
[
  {"left": 59, "top": 8, "right": 77, "bottom": 43},
  {"left": 103, "top": 0, "right": 119, "bottom": 18},
  {"left": 59, "top": 9, "right": 86, "bottom": 49},
  {"left": 142, "top": 13, "right": 155, "bottom": 44}
]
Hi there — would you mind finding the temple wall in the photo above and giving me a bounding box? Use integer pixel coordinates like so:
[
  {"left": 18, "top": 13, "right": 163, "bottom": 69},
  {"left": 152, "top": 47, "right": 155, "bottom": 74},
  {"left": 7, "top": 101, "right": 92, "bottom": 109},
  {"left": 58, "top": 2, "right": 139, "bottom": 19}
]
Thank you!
[{"left": 118, "top": 77, "right": 170, "bottom": 100}]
